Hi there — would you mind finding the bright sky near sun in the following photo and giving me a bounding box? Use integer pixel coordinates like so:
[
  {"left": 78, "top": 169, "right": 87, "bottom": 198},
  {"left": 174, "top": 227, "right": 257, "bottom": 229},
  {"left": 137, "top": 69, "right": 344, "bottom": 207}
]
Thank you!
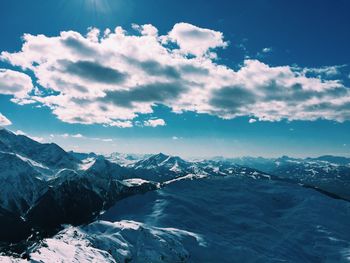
[{"left": 0, "top": 0, "right": 350, "bottom": 158}]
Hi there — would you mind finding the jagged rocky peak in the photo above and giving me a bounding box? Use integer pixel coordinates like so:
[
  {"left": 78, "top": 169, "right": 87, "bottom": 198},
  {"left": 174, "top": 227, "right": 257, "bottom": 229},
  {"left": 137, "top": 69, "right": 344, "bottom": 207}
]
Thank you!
[
  {"left": 68, "top": 151, "right": 99, "bottom": 161},
  {"left": 0, "top": 128, "right": 80, "bottom": 170},
  {"left": 153, "top": 152, "right": 169, "bottom": 159},
  {"left": 105, "top": 152, "right": 146, "bottom": 166},
  {"left": 134, "top": 152, "right": 189, "bottom": 168},
  {"left": 84, "top": 156, "right": 126, "bottom": 180}
]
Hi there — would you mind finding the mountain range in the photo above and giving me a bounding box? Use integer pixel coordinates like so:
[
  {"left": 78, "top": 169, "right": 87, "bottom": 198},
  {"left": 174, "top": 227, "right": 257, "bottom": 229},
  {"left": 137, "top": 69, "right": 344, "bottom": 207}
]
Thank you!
[{"left": 0, "top": 127, "right": 349, "bottom": 262}]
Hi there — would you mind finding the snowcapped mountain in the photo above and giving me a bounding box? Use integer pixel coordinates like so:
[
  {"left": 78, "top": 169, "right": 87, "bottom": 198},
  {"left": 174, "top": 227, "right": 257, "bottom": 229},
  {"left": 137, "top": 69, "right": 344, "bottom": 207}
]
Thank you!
[
  {"left": 68, "top": 151, "right": 99, "bottom": 161},
  {"left": 9, "top": 173, "right": 350, "bottom": 263},
  {"left": 197, "top": 160, "right": 273, "bottom": 180},
  {"left": 70, "top": 151, "right": 148, "bottom": 167},
  {"left": 271, "top": 157, "right": 350, "bottom": 200},
  {"left": 82, "top": 157, "right": 128, "bottom": 180},
  {"left": 0, "top": 129, "right": 159, "bottom": 247},
  {"left": 105, "top": 152, "right": 149, "bottom": 166},
  {"left": 217, "top": 155, "right": 350, "bottom": 200},
  {"left": 132, "top": 153, "right": 185, "bottom": 169},
  {"left": 128, "top": 153, "right": 196, "bottom": 182},
  {"left": 1, "top": 127, "right": 350, "bottom": 262},
  {"left": 127, "top": 153, "right": 274, "bottom": 182},
  {"left": 306, "top": 155, "right": 350, "bottom": 166},
  {"left": 0, "top": 129, "right": 80, "bottom": 171}
]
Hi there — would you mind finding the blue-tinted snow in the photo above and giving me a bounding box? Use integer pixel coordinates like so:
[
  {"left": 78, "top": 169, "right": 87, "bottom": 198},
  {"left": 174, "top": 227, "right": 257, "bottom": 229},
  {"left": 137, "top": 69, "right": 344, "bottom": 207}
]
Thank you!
[{"left": 101, "top": 176, "right": 350, "bottom": 262}]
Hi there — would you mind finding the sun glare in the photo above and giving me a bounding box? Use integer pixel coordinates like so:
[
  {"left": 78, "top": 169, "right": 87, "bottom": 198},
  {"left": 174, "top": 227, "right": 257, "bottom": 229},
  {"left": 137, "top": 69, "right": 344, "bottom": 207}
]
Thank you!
[{"left": 83, "top": 0, "right": 111, "bottom": 14}]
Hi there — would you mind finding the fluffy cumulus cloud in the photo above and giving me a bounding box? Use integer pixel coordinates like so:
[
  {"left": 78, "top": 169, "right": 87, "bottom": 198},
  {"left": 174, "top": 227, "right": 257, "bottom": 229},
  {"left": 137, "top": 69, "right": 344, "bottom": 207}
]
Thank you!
[
  {"left": 0, "top": 69, "right": 34, "bottom": 104},
  {"left": 0, "top": 113, "right": 12, "bottom": 126},
  {"left": 163, "top": 22, "right": 228, "bottom": 57},
  {"left": 248, "top": 118, "right": 257, "bottom": 124},
  {"left": 1, "top": 23, "right": 350, "bottom": 127},
  {"left": 144, "top": 118, "right": 166, "bottom": 127}
]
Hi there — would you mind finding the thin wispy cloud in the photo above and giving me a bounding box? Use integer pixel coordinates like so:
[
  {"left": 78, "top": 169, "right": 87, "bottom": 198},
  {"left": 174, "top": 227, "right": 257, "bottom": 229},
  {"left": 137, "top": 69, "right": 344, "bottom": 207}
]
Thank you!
[{"left": 53, "top": 133, "right": 114, "bottom": 142}]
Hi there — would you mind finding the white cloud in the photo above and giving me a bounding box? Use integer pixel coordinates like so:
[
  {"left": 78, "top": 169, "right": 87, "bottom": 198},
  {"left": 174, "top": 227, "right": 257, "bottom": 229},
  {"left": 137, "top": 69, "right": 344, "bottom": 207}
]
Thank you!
[
  {"left": 56, "top": 133, "right": 114, "bottom": 142},
  {"left": 71, "top": 133, "right": 84, "bottom": 138},
  {"left": 300, "top": 65, "right": 345, "bottom": 78},
  {"left": 0, "top": 69, "right": 34, "bottom": 104},
  {"left": 58, "top": 133, "right": 84, "bottom": 138},
  {"left": 100, "top": 138, "right": 113, "bottom": 142},
  {"left": 248, "top": 118, "right": 257, "bottom": 123},
  {"left": 204, "top": 59, "right": 350, "bottom": 122},
  {"left": 164, "top": 22, "right": 227, "bottom": 57},
  {"left": 144, "top": 118, "right": 166, "bottom": 127},
  {"left": 1, "top": 23, "right": 350, "bottom": 126},
  {"left": 262, "top": 47, "right": 272, "bottom": 53},
  {"left": 132, "top": 24, "right": 158, "bottom": 37},
  {"left": 60, "top": 133, "right": 70, "bottom": 138},
  {"left": 109, "top": 120, "right": 133, "bottom": 128},
  {"left": 0, "top": 113, "right": 12, "bottom": 126},
  {"left": 91, "top": 137, "right": 114, "bottom": 142}
]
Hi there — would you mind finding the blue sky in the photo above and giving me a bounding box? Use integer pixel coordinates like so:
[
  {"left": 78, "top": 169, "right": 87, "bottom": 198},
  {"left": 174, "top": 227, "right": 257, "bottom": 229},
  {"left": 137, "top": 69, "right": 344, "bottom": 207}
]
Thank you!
[{"left": 0, "top": 0, "right": 350, "bottom": 157}]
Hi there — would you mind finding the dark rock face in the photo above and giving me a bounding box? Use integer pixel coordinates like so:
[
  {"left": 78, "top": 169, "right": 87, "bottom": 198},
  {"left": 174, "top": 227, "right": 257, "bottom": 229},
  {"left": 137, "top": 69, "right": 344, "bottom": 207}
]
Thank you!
[
  {"left": 0, "top": 207, "right": 30, "bottom": 242},
  {"left": 25, "top": 172, "right": 159, "bottom": 234},
  {"left": 0, "top": 152, "right": 48, "bottom": 215},
  {"left": 26, "top": 180, "right": 107, "bottom": 229}
]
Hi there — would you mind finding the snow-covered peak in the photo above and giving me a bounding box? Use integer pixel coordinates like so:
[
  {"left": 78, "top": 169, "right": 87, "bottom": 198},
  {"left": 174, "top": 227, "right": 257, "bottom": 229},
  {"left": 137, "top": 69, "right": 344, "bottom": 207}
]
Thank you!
[
  {"left": 84, "top": 157, "right": 126, "bottom": 180},
  {"left": 79, "top": 157, "right": 97, "bottom": 171},
  {"left": 0, "top": 128, "right": 80, "bottom": 170},
  {"left": 133, "top": 153, "right": 191, "bottom": 171},
  {"left": 105, "top": 152, "right": 147, "bottom": 166}
]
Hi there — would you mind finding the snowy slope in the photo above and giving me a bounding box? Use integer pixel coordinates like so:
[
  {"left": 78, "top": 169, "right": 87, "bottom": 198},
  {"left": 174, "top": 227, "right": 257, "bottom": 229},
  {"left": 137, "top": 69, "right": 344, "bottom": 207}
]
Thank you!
[
  {"left": 0, "top": 129, "right": 160, "bottom": 246},
  {"left": 4, "top": 175, "right": 347, "bottom": 263},
  {"left": 221, "top": 155, "right": 350, "bottom": 200},
  {"left": 0, "top": 129, "right": 79, "bottom": 170},
  {"left": 29, "top": 219, "right": 205, "bottom": 263},
  {"left": 1, "top": 127, "right": 350, "bottom": 262},
  {"left": 0, "top": 152, "right": 47, "bottom": 215},
  {"left": 83, "top": 157, "right": 128, "bottom": 180},
  {"left": 132, "top": 153, "right": 185, "bottom": 170},
  {"left": 100, "top": 176, "right": 350, "bottom": 263}
]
